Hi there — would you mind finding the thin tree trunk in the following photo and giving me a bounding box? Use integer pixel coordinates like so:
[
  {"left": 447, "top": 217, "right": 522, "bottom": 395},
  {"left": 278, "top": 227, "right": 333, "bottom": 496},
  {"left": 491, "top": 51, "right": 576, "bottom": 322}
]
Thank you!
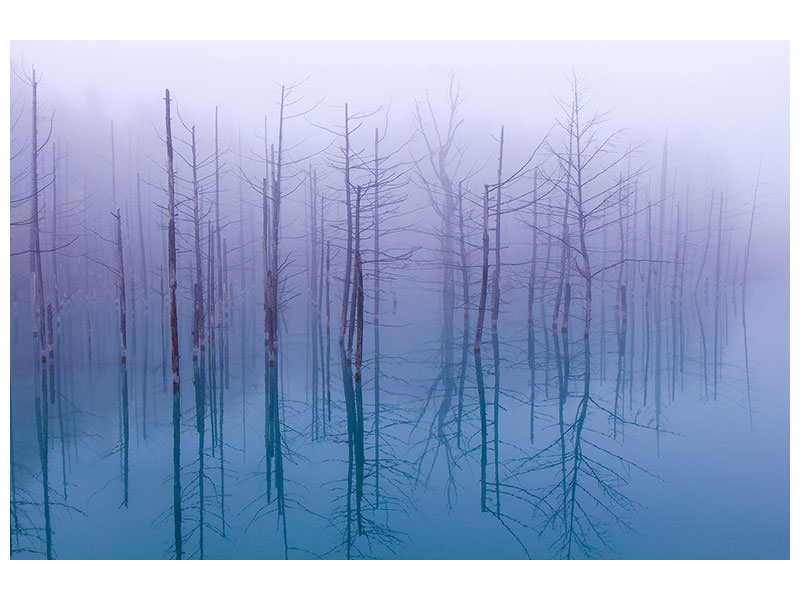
[
  {"left": 741, "top": 165, "right": 760, "bottom": 425},
  {"left": 164, "top": 88, "right": 182, "bottom": 559},
  {"left": 553, "top": 105, "right": 574, "bottom": 331},
  {"left": 346, "top": 186, "right": 361, "bottom": 361},
  {"left": 326, "top": 239, "right": 331, "bottom": 422},
  {"left": 372, "top": 129, "right": 381, "bottom": 504},
  {"left": 474, "top": 185, "right": 490, "bottom": 351},
  {"left": 165, "top": 90, "right": 180, "bottom": 390},
  {"left": 215, "top": 107, "right": 223, "bottom": 329},
  {"left": 491, "top": 126, "right": 504, "bottom": 328},
  {"left": 340, "top": 104, "right": 353, "bottom": 342},
  {"left": 114, "top": 209, "right": 128, "bottom": 362},
  {"left": 136, "top": 173, "right": 148, "bottom": 307},
  {"left": 30, "top": 69, "right": 47, "bottom": 359},
  {"left": 527, "top": 173, "right": 538, "bottom": 443},
  {"left": 713, "top": 191, "right": 724, "bottom": 402},
  {"left": 191, "top": 126, "right": 205, "bottom": 356},
  {"left": 50, "top": 142, "right": 60, "bottom": 315}
]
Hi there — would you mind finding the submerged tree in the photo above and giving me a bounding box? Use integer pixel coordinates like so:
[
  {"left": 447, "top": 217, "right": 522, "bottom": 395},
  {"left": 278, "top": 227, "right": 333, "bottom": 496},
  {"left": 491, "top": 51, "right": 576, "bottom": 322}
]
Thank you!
[{"left": 6, "top": 57, "right": 770, "bottom": 562}]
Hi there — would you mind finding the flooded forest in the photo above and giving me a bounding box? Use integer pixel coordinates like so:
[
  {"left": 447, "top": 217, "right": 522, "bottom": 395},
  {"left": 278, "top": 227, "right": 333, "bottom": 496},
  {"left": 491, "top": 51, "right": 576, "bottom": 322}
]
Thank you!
[{"left": 9, "top": 42, "right": 789, "bottom": 560}]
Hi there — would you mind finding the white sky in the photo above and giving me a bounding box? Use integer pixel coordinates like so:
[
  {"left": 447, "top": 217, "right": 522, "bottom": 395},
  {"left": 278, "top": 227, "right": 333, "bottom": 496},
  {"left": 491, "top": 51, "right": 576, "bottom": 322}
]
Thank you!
[{"left": 10, "top": 40, "right": 789, "bottom": 272}]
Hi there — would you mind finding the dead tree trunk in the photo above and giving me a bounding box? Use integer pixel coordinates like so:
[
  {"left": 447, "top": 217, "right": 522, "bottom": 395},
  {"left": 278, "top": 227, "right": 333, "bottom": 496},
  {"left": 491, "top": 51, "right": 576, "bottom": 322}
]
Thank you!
[
  {"left": 30, "top": 69, "right": 47, "bottom": 360},
  {"left": 571, "top": 86, "right": 593, "bottom": 341},
  {"left": 326, "top": 239, "right": 331, "bottom": 421},
  {"left": 372, "top": 129, "right": 381, "bottom": 502},
  {"left": 50, "top": 142, "right": 60, "bottom": 316},
  {"left": 741, "top": 165, "right": 760, "bottom": 424},
  {"left": 207, "top": 222, "right": 217, "bottom": 452},
  {"left": 475, "top": 185, "right": 490, "bottom": 352},
  {"left": 268, "top": 178, "right": 272, "bottom": 350},
  {"left": 191, "top": 126, "right": 205, "bottom": 357},
  {"left": 553, "top": 105, "right": 574, "bottom": 331},
  {"left": 165, "top": 90, "right": 180, "bottom": 390},
  {"left": 136, "top": 173, "right": 148, "bottom": 307},
  {"left": 267, "top": 87, "right": 285, "bottom": 365},
  {"left": 114, "top": 209, "right": 128, "bottom": 362},
  {"left": 346, "top": 186, "right": 362, "bottom": 361},
  {"left": 353, "top": 251, "right": 365, "bottom": 533},
  {"left": 214, "top": 107, "right": 224, "bottom": 355},
  {"left": 340, "top": 104, "right": 353, "bottom": 343},
  {"left": 713, "top": 190, "right": 724, "bottom": 402},
  {"left": 164, "top": 88, "right": 182, "bottom": 560},
  {"left": 527, "top": 171, "right": 538, "bottom": 443},
  {"left": 457, "top": 181, "right": 470, "bottom": 318},
  {"left": 490, "top": 126, "right": 504, "bottom": 328}
]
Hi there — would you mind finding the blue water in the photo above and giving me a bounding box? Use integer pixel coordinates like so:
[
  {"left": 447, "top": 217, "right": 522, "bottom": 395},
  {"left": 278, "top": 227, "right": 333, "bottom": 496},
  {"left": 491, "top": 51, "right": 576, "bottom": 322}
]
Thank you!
[{"left": 9, "top": 280, "right": 789, "bottom": 559}]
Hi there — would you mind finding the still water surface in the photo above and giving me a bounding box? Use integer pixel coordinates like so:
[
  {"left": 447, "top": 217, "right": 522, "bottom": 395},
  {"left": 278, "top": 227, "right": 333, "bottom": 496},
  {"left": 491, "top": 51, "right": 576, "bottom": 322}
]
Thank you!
[{"left": 9, "top": 282, "right": 789, "bottom": 559}]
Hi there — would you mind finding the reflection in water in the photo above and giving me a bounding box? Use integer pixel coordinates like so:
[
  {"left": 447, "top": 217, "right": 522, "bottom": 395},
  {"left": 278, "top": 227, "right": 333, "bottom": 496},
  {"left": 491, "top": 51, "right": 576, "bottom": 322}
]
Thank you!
[
  {"left": 10, "top": 207, "right": 788, "bottom": 559},
  {"left": 37, "top": 356, "right": 52, "bottom": 560},
  {"left": 8, "top": 67, "right": 787, "bottom": 563},
  {"left": 171, "top": 381, "right": 182, "bottom": 559},
  {"left": 120, "top": 361, "right": 129, "bottom": 507},
  {"left": 8, "top": 271, "right": 787, "bottom": 559}
]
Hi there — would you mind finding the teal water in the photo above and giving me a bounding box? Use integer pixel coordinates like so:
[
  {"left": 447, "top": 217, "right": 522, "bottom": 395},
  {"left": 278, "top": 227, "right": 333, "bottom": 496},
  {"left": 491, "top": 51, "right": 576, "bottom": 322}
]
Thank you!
[{"left": 9, "top": 280, "right": 789, "bottom": 560}]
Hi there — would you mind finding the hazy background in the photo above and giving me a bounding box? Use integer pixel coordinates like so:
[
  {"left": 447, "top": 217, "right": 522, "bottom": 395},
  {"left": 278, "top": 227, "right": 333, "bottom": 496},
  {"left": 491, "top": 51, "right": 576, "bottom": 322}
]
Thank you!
[
  {"left": 9, "top": 41, "right": 789, "bottom": 285},
  {"left": 7, "top": 40, "right": 790, "bottom": 561}
]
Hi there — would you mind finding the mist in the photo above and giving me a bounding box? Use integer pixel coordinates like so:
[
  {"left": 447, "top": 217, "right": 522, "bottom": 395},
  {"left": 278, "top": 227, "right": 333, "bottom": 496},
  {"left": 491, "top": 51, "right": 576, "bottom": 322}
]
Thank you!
[{"left": 9, "top": 40, "right": 789, "bottom": 560}]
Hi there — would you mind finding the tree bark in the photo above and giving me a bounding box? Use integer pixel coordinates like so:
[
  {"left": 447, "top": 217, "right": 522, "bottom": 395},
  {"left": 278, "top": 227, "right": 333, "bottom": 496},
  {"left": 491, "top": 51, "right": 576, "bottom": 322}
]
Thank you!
[{"left": 164, "top": 89, "right": 180, "bottom": 390}]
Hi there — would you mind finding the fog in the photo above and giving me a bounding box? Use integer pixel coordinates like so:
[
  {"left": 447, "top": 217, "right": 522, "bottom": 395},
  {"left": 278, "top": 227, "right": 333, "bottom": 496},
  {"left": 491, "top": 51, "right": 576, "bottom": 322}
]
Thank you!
[
  {"left": 9, "top": 41, "right": 789, "bottom": 560},
  {"left": 10, "top": 41, "right": 789, "bottom": 275}
]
